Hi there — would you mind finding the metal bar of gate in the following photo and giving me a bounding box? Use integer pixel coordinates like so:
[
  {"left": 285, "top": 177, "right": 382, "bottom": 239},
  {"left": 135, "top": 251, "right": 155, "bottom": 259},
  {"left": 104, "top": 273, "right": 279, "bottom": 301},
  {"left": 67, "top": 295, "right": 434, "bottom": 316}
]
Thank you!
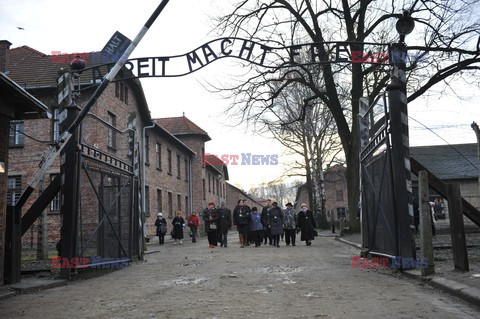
[
  {"left": 80, "top": 161, "right": 129, "bottom": 258},
  {"left": 15, "top": 0, "right": 171, "bottom": 212}
]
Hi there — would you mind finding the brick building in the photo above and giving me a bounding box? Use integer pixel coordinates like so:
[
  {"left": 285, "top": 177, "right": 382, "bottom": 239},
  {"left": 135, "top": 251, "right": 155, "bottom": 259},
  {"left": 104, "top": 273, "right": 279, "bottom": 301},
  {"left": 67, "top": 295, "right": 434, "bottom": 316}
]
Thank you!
[
  {"left": 225, "top": 182, "right": 263, "bottom": 211},
  {"left": 294, "top": 164, "right": 349, "bottom": 221},
  {"left": 2, "top": 40, "right": 231, "bottom": 253}
]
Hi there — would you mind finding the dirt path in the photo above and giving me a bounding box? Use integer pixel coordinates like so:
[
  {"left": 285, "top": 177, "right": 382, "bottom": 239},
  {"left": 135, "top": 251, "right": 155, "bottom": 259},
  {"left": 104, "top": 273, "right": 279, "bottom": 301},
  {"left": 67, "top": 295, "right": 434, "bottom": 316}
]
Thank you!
[{"left": 1, "top": 235, "right": 479, "bottom": 318}]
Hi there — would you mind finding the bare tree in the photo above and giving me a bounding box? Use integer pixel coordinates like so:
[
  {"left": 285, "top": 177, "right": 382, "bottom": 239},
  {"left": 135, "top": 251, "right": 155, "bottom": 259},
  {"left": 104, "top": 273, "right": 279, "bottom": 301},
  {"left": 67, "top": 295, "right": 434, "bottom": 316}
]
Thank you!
[{"left": 215, "top": 0, "right": 480, "bottom": 231}]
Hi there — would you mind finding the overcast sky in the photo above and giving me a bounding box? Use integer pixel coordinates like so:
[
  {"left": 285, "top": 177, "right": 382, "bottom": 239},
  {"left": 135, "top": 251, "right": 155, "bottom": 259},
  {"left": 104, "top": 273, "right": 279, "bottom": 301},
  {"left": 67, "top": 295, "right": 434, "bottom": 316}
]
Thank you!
[{"left": 2, "top": 0, "right": 480, "bottom": 191}]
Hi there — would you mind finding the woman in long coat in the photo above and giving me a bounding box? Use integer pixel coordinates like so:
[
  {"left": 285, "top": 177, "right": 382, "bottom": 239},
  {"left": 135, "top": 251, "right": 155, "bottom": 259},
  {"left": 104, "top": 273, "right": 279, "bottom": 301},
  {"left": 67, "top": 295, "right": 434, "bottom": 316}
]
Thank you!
[
  {"left": 297, "top": 203, "right": 315, "bottom": 246},
  {"left": 155, "top": 213, "right": 167, "bottom": 245},
  {"left": 172, "top": 211, "right": 185, "bottom": 244},
  {"left": 268, "top": 202, "right": 284, "bottom": 247}
]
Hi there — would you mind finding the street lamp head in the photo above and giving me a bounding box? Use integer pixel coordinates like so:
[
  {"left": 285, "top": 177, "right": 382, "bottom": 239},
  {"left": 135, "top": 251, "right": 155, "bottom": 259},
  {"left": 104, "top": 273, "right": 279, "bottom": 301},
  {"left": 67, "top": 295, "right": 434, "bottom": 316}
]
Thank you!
[{"left": 396, "top": 10, "right": 415, "bottom": 36}]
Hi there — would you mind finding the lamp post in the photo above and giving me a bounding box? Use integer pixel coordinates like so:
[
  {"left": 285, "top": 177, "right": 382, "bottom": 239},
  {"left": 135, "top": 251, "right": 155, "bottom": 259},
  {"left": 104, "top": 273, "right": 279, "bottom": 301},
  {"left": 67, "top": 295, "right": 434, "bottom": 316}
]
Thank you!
[{"left": 388, "top": 11, "right": 416, "bottom": 260}]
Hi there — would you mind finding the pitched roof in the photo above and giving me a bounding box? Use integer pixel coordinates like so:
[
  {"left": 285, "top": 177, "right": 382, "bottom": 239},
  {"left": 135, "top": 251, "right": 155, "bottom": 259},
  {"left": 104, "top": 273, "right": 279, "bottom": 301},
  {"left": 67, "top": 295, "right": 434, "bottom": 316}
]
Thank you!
[
  {"left": 226, "top": 182, "right": 263, "bottom": 207},
  {"left": 5, "top": 44, "right": 151, "bottom": 122},
  {"left": 203, "top": 154, "right": 229, "bottom": 180},
  {"left": 154, "top": 116, "right": 211, "bottom": 141},
  {"left": 0, "top": 71, "right": 48, "bottom": 118},
  {"left": 410, "top": 144, "right": 478, "bottom": 180},
  {"left": 153, "top": 123, "right": 195, "bottom": 155}
]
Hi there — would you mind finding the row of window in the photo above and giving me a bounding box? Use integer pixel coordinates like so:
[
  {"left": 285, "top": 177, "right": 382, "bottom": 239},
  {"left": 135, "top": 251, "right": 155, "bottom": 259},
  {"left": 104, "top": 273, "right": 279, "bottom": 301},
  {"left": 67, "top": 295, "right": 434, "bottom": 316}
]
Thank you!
[
  {"left": 201, "top": 175, "right": 226, "bottom": 200},
  {"left": 144, "top": 186, "right": 189, "bottom": 218},
  {"left": 145, "top": 137, "right": 189, "bottom": 180}
]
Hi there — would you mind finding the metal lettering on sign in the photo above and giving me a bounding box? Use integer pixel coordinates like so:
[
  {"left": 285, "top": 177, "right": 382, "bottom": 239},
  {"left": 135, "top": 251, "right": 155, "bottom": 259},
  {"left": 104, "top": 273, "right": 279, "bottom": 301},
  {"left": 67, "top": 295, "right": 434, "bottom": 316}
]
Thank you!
[{"left": 84, "top": 38, "right": 391, "bottom": 83}]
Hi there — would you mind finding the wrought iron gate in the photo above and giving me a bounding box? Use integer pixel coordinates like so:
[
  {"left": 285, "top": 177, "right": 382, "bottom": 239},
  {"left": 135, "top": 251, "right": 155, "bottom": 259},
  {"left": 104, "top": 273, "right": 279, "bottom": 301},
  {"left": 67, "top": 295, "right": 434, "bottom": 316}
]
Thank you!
[
  {"left": 358, "top": 94, "right": 398, "bottom": 257},
  {"left": 76, "top": 113, "right": 140, "bottom": 264}
]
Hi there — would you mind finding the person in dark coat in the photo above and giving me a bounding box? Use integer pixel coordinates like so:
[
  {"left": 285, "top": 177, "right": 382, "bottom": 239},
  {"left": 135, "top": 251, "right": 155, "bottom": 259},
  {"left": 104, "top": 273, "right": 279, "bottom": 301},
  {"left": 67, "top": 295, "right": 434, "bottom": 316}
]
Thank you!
[
  {"left": 233, "top": 199, "right": 250, "bottom": 248},
  {"left": 155, "top": 212, "right": 167, "bottom": 245},
  {"left": 187, "top": 211, "right": 200, "bottom": 243},
  {"left": 172, "top": 211, "right": 185, "bottom": 244},
  {"left": 249, "top": 206, "right": 264, "bottom": 247},
  {"left": 218, "top": 202, "right": 232, "bottom": 247},
  {"left": 261, "top": 199, "right": 272, "bottom": 245},
  {"left": 268, "top": 202, "right": 284, "bottom": 247},
  {"left": 242, "top": 200, "right": 253, "bottom": 246},
  {"left": 283, "top": 203, "right": 297, "bottom": 246},
  {"left": 203, "top": 201, "right": 220, "bottom": 248},
  {"left": 297, "top": 203, "right": 315, "bottom": 246}
]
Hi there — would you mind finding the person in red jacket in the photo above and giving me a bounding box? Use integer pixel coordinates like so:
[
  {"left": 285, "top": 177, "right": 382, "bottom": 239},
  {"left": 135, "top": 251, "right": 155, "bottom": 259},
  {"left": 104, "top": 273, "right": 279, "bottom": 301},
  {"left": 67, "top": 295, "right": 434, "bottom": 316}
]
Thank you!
[{"left": 187, "top": 211, "right": 200, "bottom": 243}]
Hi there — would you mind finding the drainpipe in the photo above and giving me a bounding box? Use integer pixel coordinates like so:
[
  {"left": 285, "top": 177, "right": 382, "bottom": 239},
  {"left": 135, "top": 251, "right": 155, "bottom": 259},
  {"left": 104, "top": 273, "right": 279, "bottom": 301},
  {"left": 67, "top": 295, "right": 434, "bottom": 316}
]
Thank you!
[
  {"left": 189, "top": 156, "right": 193, "bottom": 214},
  {"left": 142, "top": 122, "right": 155, "bottom": 243}
]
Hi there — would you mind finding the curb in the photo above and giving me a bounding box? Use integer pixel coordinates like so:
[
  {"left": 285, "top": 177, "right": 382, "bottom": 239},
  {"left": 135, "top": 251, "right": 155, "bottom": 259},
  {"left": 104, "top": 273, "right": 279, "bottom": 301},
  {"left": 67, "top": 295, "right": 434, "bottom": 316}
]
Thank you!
[
  {"left": 10, "top": 279, "right": 68, "bottom": 294},
  {"left": 403, "top": 271, "right": 480, "bottom": 307},
  {"left": 0, "top": 290, "right": 16, "bottom": 301},
  {"left": 333, "top": 236, "right": 480, "bottom": 308},
  {"left": 335, "top": 236, "right": 361, "bottom": 249}
]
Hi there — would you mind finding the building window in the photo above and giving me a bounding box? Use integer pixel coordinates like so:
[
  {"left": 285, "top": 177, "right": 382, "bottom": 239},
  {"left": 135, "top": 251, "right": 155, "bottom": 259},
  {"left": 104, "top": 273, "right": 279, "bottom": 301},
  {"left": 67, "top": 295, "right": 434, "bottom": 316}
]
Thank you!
[
  {"left": 185, "top": 196, "right": 189, "bottom": 216},
  {"left": 177, "top": 155, "right": 181, "bottom": 179},
  {"left": 202, "top": 179, "right": 206, "bottom": 200},
  {"left": 145, "top": 185, "right": 150, "bottom": 215},
  {"left": 223, "top": 184, "right": 225, "bottom": 198},
  {"left": 49, "top": 174, "right": 61, "bottom": 211},
  {"left": 208, "top": 174, "right": 211, "bottom": 193},
  {"left": 115, "top": 82, "right": 128, "bottom": 104},
  {"left": 52, "top": 108, "right": 60, "bottom": 142},
  {"left": 167, "top": 149, "right": 172, "bottom": 174},
  {"left": 107, "top": 112, "right": 116, "bottom": 149},
  {"left": 157, "top": 189, "right": 162, "bottom": 213},
  {"left": 7, "top": 176, "right": 22, "bottom": 206},
  {"left": 177, "top": 194, "right": 181, "bottom": 212},
  {"left": 184, "top": 159, "right": 188, "bottom": 182},
  {"left": 9, "top": 121, "right": 24, "bottom": 146},
  {"left": 336, "top": 190, "right": 343, "bottom": 201},
  {"left": 155, "top": 143, "right": 161, "bottom": 170},
  {"left": 168, "top": 192, "right": 173, "bottom": 218},
  {"left": 145, "top": 135, "right": 150, "bottom": 164}
]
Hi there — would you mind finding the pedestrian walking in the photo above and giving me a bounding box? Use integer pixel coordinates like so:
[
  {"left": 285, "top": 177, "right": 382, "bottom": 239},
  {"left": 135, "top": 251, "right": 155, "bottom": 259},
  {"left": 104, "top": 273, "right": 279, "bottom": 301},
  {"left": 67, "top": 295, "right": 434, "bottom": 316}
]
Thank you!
[
  {"left": 218, "top": 202, "right": 232, "bottom": 247},
  {"left": 243, "top": 199, "right": 253, "bottom": 246},
  {"left": 268, "top": 202, "right": 284, "bottom": 247},
  {"left": 233, "top": 199, "right": 250, "bottom": 248},
  {"left": 297, "top": 203, "right": 315, "bottom": 246},
  {"left": 283, "top": 203, "right": 296, "bottom": 246},
  {"left": 172, "top": 211, "right": 185, "bottom": 244},
  {"left": 203, "top": 201, "right": 219, "bottom": 248},
  {"left": 261, "top": 199, "right": 272, "bottom": 245},
  {"left": 331, "top": 213, "right": 336, "bottom": 234},
  {"left": 249, "top": 206, "right": 264, "bottom": 247},
  {"left": 187, "top": 211, "right": 200, "bottom": 243},
  {"left": 155, "top": 212, "right": 167, "bottom": 245}
]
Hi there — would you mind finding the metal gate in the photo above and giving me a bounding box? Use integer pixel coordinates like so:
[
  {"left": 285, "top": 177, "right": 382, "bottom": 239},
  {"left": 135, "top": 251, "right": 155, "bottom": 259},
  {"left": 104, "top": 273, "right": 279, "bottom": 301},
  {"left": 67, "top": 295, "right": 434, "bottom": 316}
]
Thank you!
[
  {"left": 358, "top": 93, "right": 398, "bottom": 257},
  {"left": 76, "top": 113, "right": 140, "bottom": 264}
]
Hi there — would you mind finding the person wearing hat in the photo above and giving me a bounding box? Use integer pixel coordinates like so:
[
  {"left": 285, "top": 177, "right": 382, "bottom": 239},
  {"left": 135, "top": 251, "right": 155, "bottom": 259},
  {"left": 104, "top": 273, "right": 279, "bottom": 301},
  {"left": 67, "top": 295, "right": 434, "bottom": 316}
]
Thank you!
[
  {"left": 187, "top": 211, "right": 200, "bottom": 243},
  {"left": 203, "top": 201, "right": 220, "bottom": 248},
  {"left": 155, "top": 213, "right": 167, "bottom": 245},
  {"left": 283, "top": 203, "right": 297, "bottom": 246},
  {"left": 297, "top": 203, "right": 315, "bottom": 246}
]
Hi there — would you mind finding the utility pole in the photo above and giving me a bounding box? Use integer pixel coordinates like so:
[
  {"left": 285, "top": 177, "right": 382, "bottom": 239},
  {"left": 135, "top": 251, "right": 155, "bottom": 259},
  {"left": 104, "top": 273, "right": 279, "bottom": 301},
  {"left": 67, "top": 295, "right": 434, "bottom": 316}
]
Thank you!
[{"left": 471, "top": 122, "right": 480, "bottom": 199}]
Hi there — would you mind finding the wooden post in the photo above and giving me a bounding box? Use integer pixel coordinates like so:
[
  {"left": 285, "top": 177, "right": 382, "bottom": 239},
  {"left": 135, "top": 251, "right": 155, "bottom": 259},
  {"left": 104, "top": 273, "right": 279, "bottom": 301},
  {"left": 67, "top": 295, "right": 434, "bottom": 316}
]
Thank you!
[
  {"left": 418, "top": 171, "right": 435, "bottom": 275},
  {"left": 446, "top": 183, "right": 469, "bottom": 271}
]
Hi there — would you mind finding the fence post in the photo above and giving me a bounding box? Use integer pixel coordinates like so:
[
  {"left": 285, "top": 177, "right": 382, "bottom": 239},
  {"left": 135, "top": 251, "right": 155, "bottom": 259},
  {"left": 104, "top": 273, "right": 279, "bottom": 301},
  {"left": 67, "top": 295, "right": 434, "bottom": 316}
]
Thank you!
[
  {"left": 418, "top": 171, "right": 435, "bottom": 275},
  {"left": 446, "top": 183, "right": 469, "bottom": 271}
]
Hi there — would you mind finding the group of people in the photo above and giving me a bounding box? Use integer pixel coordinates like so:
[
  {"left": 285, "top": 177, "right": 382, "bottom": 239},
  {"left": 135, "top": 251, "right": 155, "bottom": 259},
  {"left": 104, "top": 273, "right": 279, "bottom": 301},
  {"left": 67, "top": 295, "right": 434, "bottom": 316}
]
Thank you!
[{"left": 154, "top": 199, "right": 317, "bottom": 248}]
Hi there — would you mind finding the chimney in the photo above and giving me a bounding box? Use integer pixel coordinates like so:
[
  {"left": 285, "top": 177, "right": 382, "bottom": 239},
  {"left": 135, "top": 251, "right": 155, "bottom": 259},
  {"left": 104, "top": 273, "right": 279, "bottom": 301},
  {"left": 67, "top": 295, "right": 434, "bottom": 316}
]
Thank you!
[{"left": 0, "top": 40, "right": 12, "bottom": 73}]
